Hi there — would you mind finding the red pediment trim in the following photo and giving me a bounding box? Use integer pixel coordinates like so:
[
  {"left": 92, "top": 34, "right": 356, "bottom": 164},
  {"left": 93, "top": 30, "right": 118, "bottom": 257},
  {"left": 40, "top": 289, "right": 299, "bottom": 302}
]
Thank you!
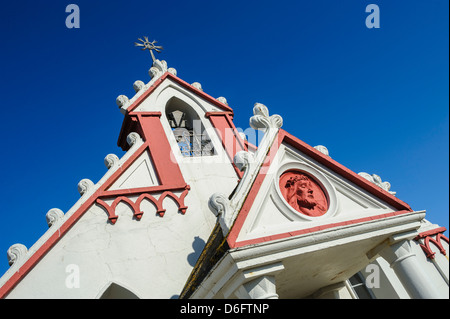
[
  {"left": 205, "top": 111, "right": 247, "bottom": 178},
  {"left": 118, "top": 72, "right": 234, "bottom": 149},
  {"left": 0, "top": 110, "right": 190, "bottom": 299},
  {"left": 227, "top": 129, "right": 413, "bottom": 248},
  {"left": 280, "top": 130, "right": 412, "bottom": 211},
  {"left": 414, "top": 227, "right": 448, "bottom": 259},
  {"left": 126, "top": 72, "right": 234, "bottom": 114}
]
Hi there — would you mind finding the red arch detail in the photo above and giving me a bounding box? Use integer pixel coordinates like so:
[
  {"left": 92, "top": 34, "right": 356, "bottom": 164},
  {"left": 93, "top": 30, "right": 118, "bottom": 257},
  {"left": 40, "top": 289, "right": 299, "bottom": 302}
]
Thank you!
[{"left": 416, "top": 231, "right": 449, "bottom": 260}]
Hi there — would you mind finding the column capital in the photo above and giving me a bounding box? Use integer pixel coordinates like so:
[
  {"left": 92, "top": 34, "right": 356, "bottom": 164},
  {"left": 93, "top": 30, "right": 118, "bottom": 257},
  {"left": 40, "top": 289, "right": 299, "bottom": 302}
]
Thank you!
[
  {"left": 234, "top": 275, "right": 279, "bottom": 299},
  {"left": 378, "top": 237, "right": 441, "bottom": 298},
  {"left": 379, "top": 239, "right": 415, "bottom": 268},
  {"left": 366, "top": 230, "right": 419, "bottom": 261},
  {"left": 222, "top": 262, "right": 284, "bottom": 299}
]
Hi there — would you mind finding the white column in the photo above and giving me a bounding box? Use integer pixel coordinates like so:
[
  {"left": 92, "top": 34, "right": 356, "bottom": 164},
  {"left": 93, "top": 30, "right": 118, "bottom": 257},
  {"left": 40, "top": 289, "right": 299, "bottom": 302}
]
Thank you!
[
  {"left": 234, "top": 275, "right": 279, "bottom": 299},
  {"left": 379, "top": 239, "right": 441, "bottom": 299}
]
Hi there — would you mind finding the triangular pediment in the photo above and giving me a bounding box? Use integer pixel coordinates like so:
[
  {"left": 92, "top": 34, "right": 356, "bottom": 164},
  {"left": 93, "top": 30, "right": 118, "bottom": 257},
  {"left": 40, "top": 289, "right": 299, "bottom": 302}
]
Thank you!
[
  {"left": 227, "top": 129, "right": 412, "bottom": 248},
  {"left": 107, "top": 149, "right": 159, "bottom": 191}
]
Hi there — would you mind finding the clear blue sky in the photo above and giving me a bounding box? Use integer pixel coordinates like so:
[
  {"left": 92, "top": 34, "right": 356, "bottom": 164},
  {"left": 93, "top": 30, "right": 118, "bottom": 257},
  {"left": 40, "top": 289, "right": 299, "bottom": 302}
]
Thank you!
[{"left": 0, "top": 0, "right": 448, "bottom": 277}]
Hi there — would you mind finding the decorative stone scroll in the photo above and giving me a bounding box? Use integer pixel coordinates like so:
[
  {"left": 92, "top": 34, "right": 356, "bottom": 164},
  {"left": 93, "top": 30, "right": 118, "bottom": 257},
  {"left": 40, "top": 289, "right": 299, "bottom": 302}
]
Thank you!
[
  {"left": 126, "top": 132, "right": 142, "bottom": 147},
  {"left": 7, "top": 244, "right": 28, "bottom": 267},
  {"left": 216, "top": 97, "right": 228, "bottom": 105},
  {"left": 314, "top": 145, "right": 330, "bottom": 157},
  {"left": 208, "top": 193, "right": 232, "bottom": 235},
  {"left": 104, "top": 154, "right": 119, "bottom": 169},
  {"left": 149, "top": 59, "right": 177, "bottom": 80},
  {"left": 46, "top": 208, "right": 65, "bottom": 227},
  {"left": 191, "top": 82, "right": 203, "bottom": 91},
  {"left": 358, "top": 172, "right": 396, "bottom": 195},
  {"left": 250, "top": 103, "right": 283, "bottom": 131},
  {"left": 133, "top": 80, "right": 145, "bottom": 93},
  {"left": 116, "top": 95, "right": 129, "bottom": 108},
  {"left": 77, "top": 179, "right": 94, "bottom": 196}
]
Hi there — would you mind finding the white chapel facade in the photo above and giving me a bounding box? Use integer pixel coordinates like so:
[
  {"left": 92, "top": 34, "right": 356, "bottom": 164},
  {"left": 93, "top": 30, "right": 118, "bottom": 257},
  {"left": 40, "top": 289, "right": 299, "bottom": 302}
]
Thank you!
[{"left": 0, "top": 58, "right": 448, "bottom": 299}]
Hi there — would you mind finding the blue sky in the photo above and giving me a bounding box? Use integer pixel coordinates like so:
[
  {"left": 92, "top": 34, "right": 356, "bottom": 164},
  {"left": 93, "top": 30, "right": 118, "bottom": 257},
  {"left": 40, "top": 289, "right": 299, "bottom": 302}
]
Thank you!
[{"left": 0, "top": 0, "right": 448, "bottom": 277}]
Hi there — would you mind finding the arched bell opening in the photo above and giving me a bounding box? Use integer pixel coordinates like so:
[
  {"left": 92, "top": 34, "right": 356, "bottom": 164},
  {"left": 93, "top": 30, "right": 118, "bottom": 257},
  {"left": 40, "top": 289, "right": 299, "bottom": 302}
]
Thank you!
[{"left": 165, "top": 97, "right": 215, "bottom": 157}]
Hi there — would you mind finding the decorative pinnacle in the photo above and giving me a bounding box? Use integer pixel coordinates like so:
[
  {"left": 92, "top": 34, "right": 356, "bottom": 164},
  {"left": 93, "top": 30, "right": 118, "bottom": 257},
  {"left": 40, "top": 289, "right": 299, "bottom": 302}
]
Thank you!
[{"left": 134, "top": 36, "right": 163, "bottom": 62}]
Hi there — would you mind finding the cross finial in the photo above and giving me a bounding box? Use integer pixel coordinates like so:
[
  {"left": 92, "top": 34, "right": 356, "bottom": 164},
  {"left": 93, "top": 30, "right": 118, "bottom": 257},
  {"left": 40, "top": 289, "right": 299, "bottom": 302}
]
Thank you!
[{"left": 134, "top": 36, "right": 163, "bottom": 62}]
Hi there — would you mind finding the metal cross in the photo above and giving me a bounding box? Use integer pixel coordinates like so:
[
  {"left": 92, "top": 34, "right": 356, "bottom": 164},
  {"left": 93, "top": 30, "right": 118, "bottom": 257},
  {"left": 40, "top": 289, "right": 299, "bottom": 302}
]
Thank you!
[{"left": 134, "top": 36, "right": 163, "bottom": 62}]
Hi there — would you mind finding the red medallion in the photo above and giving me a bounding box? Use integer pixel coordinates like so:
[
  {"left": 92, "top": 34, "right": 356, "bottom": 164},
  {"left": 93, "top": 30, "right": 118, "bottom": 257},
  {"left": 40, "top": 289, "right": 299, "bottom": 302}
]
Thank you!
[{"left": 279, "top": 171, "right": 329, "bottom": 217}]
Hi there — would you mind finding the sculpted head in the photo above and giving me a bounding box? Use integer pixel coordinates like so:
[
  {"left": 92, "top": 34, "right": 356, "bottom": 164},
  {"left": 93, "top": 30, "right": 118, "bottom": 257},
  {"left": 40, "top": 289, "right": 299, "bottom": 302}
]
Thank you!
[{"left": 280, "top": 171, "right": 328, "bottom": 217}]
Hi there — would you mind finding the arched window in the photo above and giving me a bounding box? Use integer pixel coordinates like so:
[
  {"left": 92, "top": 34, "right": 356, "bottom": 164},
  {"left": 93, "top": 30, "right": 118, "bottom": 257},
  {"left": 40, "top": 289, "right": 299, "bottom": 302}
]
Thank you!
[
  {"left": 166, "top": 97, "right": 215, "bottom": 157},
  {"left": 99, "top": 282, "right": 139, "bottom": 299}
]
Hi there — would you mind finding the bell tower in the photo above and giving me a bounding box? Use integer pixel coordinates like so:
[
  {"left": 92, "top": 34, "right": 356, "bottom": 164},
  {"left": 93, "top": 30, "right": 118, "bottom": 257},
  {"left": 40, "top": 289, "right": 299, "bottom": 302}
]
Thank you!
[{"left": 0, "top": 39, "right": 253, "bottom": 298}]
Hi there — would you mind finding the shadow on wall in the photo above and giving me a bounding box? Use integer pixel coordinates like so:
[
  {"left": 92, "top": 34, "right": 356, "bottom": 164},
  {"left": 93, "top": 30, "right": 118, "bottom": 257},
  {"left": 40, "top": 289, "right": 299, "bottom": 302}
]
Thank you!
[{"left": 187, "top": 236, "right": 206, "bottom": 267}]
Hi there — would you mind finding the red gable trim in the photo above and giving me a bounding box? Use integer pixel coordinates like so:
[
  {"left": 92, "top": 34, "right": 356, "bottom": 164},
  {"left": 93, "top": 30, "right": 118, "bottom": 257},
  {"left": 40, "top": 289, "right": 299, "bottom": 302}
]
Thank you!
[
  {"left": 232, "top": 210, "right": 413, "bottom": 248},
  {"left": 227, "top": 132, "right": 282, "bottom": 247},
  {"left": 0, "top": 113, "right": 189, "bottom": 299},
  {"left": 127, "top": 72, "right": 233, "bottom": 114},
  {"left": 227, "top": 129, "right": 413, "bottom": 248},
  {"left": 118, "top": 72, "right": 233, "bottom": 149},
  {"left": 205, "top": 112, "right": 247, "bottom": 179},
  {"left": 279, "top": 129, "right": 412, "bottom": 212},
  {"left": 415, "top": 227, "right": 447, "bottom": 239}
]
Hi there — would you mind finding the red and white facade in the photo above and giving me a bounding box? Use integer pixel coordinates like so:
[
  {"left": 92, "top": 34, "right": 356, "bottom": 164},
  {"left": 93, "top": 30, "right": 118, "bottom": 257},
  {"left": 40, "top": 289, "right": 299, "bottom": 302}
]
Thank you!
[{"left": 0, "top": 59, "right": 448, "bottom": 299}]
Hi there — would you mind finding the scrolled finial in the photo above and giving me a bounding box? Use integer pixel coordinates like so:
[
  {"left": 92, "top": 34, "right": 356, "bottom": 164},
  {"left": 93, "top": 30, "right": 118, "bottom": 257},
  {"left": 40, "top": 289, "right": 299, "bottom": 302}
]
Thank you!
[
  {"left": 168, "top": 67, "right": 177, "bottom": 76},
  {"left": 104, "top": 154, "right": 120, "bottom": 169},
  {"left": 314, "top": 145, "right": 330, "bottom": 157},
  {"left": 253, "top": 103, "right": 269, "bottom": 117},
  {"left": 216, "top": 97, "right": 228, "bottom": 105},
  {"left": 208, "top": 193, "right": 233, "bottom": 236},
  {"left": 250, "top": 103, "right": 283, "bottom": 130},
  {"left": 126, "top": 132, "right": 142, "bottom": 147},
  {"left": 7, "top": 244, "right": 28, "bottom": 267},
  {"left": 208, "top": 193, "right": 229, "bottom": 217},
  {"left": 149, "top": 59, "right": 169, "bottom": 79},
  {"left": 191, "top": 82, "right": 203, "bottom": 91},
  {"left": 116, "top": 95, "right": 129, "bottom": 108},
  {"left": 46, "top": 208, "right": 65, "bottom": 227},
  {"left": 77, "top": 179, "right": 94, "bottom": 196},
  {"left": 233, "top": 151, "right": 255, "bottom": 172},
  {"left": 358, "top": 172, "right": 396, "bottom": 195},
  {"left": 133, "top": 80, "right": 145, "bottom": 93}
]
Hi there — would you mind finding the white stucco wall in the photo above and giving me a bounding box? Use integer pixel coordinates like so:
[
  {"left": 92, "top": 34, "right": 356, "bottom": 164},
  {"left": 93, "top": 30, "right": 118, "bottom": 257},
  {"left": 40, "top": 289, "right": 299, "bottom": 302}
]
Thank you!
[{"left": 2, "top": 75, "right": 240, "bottom": 298}]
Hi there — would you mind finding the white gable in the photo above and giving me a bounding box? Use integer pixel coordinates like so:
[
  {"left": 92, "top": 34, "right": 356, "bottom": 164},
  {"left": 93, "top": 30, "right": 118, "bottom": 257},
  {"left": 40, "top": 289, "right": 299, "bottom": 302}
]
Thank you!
[
  {"left": 0, "top": 60, "right": 240, "bottom": 298},
  {"left": 134, "top": 78, "right": 226, "bottom": 114},
  {"left": 235, "top": 142, "right": 398, "bottom": 244},
  {"left": 108, "top": 150, "right": 159, "bottom": 191},
  {"left": 116, "top": 60, "right": 230, "bottom": 116}
]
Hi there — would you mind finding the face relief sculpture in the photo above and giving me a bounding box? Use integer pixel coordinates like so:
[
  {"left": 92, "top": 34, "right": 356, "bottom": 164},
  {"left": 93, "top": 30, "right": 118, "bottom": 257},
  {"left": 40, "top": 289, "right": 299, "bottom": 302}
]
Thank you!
[{"left": 280, "top": 171, "right": 328, "bottom": 217}]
